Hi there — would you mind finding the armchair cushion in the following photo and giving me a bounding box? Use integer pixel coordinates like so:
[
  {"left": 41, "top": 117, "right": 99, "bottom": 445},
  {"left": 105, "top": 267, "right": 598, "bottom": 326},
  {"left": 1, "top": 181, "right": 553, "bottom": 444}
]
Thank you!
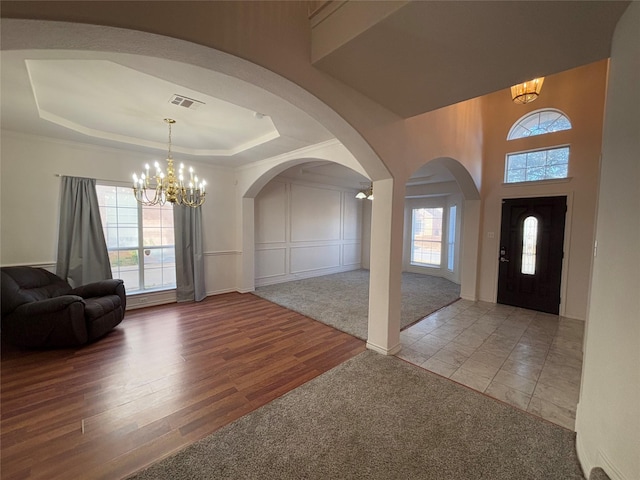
[{"left": 1, "top": 267, "right": 126, "bottom": 348}]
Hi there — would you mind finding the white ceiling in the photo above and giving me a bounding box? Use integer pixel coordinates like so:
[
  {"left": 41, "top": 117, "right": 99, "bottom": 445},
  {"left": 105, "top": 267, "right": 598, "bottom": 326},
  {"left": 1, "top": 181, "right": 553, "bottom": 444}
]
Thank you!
[
  {"left": 1, "top": 49, "right": 335, "bottom": 168},
  {"left": 25, "top": 59, "right": 280, "bottom": 156}
]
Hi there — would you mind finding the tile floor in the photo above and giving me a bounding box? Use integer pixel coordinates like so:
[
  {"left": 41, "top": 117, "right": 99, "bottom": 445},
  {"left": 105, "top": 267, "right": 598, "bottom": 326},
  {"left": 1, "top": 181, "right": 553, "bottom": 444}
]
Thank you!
[{"left": 397, "top": 299, "right": 584, "bottom": 430}]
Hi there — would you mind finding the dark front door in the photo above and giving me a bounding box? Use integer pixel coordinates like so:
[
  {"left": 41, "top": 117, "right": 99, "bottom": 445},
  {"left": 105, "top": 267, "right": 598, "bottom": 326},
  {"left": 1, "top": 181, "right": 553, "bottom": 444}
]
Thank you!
[{"left": 497, "top": 196, "right": 567, "bottom": 314}]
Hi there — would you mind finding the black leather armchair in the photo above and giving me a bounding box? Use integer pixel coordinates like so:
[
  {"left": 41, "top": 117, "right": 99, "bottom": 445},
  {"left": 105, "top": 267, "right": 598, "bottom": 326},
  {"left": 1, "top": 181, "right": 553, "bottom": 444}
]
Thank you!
[{"left": 1, "top": 266, "right": 126, "bottom": 348}]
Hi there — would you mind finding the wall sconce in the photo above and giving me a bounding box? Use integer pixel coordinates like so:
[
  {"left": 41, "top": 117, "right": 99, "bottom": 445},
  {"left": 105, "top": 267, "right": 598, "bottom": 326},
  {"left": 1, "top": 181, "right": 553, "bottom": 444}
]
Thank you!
[{"left": 355, "top": 183, "right": 373, "bottom": 200}]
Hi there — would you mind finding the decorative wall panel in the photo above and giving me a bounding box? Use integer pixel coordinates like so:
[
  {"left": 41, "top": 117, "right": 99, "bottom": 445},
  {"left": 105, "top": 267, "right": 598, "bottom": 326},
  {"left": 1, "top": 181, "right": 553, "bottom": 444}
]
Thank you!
[
  {"left": 343, "top": 195, "right": 362, "bottom": 240},
  {"left": 254, "top": 179, "right": 363, "bottom": 286},
  {"left": 342, "top": 242, "right": 362, "bottom": 266},
  {"left": 290, "top": 184, "right": 341, "bottom": 242},
  {"left": 255, "top": 248, "right": 287, "bottom": 279},
  {"left": 255, "top": 181, "right": 287, "bottom": 243},
  {"left": 290, "top": 244, "right": 341, "bottom": 273}
]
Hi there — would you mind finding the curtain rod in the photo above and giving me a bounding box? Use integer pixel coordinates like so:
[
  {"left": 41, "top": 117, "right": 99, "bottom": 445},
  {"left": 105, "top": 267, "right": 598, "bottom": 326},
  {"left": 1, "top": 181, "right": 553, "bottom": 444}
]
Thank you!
[{"left": 54, "top": 173, "right": 129, "bottom": 185}]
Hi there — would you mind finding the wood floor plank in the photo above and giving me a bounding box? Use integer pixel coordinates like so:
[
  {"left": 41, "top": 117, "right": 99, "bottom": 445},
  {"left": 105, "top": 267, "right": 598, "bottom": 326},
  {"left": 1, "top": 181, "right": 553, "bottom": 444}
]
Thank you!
[{"left": 1, "top": 292, "right": 365, "bottom": 479}]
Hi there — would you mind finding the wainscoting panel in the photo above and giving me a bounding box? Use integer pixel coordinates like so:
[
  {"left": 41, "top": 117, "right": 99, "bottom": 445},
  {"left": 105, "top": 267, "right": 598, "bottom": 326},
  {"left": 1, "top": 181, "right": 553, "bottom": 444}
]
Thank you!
[
  {"left": 290, "top": 244, "right": 341, "bottom": 274},
  {"left": 343, "top": 194, "right": 362, "bottom": 241},
  {"left": 255, "top": 181, "right": 287, "bottom": 244},
  {"left": 255, "top": 248, "right": 287, "bottom": 280},
  {"left": 342, "top": 242, "right": 362, "bottom": 266},
  {"left": 290, "top": 184, "right": 341, "bottom": 242},
  {"left": 254, "top": 178, "right": 363, "bottom": 286}
]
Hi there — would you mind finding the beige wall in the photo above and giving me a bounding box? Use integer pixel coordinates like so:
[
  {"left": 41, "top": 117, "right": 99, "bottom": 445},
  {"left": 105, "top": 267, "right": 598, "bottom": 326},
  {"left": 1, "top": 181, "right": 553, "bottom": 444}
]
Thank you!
[
  {"left": 477, "top": 60, "right": 608, "bottom": 320},
  {"left": 576, "top": 3, "right": 640, "bottom": 479}
]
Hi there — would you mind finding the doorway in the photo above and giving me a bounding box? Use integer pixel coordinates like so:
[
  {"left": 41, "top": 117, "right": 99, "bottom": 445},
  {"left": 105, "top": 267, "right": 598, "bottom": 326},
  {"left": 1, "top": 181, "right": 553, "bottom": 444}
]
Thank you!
[{"left": 497, "top": 196, "right": 567, "bottom": 314}]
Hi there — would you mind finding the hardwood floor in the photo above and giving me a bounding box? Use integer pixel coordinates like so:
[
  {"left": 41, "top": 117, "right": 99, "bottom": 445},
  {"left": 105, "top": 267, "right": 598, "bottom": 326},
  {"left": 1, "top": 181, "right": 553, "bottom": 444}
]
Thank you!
[{"left": 0, "top": 293, "right": 365, "bottom": 479}]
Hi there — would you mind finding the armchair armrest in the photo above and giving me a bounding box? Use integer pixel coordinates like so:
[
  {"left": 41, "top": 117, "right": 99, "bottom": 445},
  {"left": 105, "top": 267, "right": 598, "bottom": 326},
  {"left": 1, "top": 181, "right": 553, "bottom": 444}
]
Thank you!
[
  {"left": 3, "top": 296, "right": 88, "bottom": 347},
  {"left": 70, "top": 279, "right": 124, "bottom": 299},
  {"left": 13, "top": 295, "right": 85, "bottom": 316}
]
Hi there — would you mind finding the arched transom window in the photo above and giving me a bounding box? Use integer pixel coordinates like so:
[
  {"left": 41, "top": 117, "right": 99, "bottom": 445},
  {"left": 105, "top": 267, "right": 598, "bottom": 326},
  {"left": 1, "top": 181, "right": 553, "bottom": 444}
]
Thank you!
[
  {"left": 508, "top": 109, "right": 572, "bottom": 140},
  {"left": 505, "top": 108, "right": 572, "bottom": 183}
]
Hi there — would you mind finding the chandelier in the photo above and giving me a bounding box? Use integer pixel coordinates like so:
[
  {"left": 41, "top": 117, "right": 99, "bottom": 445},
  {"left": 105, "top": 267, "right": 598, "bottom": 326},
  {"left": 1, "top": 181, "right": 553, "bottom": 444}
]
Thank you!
[
  {"left": 510, "top": 77, "right": 545, "bottom": 104},
  {"left": 132, "top": 118, "right": 206, "bottom": 208},
  {"left": 355, "top": 183, "right": 373, "bottom": 200}
]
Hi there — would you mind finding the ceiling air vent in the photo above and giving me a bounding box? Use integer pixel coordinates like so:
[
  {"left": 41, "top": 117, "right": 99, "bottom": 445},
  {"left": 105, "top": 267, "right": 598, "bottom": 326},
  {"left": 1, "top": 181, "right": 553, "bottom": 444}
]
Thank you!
[{"left": 169, "top": 94, "right": 205, "bottom": 110}]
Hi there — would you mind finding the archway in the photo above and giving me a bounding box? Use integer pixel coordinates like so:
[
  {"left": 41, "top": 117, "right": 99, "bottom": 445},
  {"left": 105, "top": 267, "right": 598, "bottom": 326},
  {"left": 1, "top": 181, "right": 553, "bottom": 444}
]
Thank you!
[
  {"left": 404, "top": 157, "right": 481, "bottom": 301},
  {"left": 236, "top": 140, "right": 369, "bottom": 293}
]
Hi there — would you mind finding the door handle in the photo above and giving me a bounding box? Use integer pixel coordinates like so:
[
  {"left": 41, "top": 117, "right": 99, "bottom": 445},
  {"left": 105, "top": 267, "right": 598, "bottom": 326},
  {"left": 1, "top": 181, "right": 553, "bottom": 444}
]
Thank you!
[{"left": 500, "top": 257, "right": 510, "bottom": 263}]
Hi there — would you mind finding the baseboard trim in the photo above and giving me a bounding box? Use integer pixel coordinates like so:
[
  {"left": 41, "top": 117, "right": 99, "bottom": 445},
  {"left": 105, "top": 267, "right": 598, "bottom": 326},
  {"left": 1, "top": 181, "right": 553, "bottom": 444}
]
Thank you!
[
  {"left": 366, "top": 340, "right": 402, "bottom": 356},
  {"left": 255, "top": 265, "right": 361, "bottom": 287},
  {"left": 205, "top": 287, "right": 237, "bottom": 296},
  {"left": 460, "top": 293, "right": 477, "bottom": 301},
  {"left": 576, "top": 414, "right": 630, "bottom": 480},
  {"left": 576, "top": 428, "right": 593, "bottom": 479},
  {"left": 599, "top": 451, "right": 628, "bottom": 480}
]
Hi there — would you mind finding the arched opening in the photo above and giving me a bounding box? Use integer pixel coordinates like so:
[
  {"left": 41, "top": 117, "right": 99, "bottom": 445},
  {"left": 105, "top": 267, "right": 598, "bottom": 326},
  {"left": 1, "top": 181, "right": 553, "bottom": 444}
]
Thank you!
[
  {"left": 403, "top": 157, "right": 481, "bottom": 301},
  {"left": 250, "top": 159, "right": 369, "bottom": 288},
  {"left": 246, "top": 160, "right": 375, "bottom": 340}
]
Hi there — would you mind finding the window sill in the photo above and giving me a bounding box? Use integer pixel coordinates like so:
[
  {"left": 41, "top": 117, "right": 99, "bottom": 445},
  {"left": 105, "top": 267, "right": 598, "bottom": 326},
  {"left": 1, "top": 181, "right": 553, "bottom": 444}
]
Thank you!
[
  {"left": 502, "top": 177, "right": 573, "bottom": 188},
  {"left": 128, "top": 287, "right": 176, "bottom": 297},
  {"left": 126, "top": 288, "right": 177, "bottom": 310},
  {"left": 409, "top": 263, "right": 441, "bottom": 269}
]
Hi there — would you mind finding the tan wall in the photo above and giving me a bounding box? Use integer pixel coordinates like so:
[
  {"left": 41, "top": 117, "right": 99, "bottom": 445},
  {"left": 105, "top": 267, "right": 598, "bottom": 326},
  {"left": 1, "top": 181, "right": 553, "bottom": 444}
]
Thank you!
[{"left": 477, "top": 60, "right": 608, "bottom": 320}]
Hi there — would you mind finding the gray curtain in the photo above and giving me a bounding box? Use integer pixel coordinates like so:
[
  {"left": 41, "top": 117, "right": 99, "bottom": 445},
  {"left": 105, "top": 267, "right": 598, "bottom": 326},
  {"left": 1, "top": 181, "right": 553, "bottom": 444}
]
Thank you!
[
  {"left": 56, "top": 176, "right": 112, "bottom": 287},
  {"left": 173, "top": 204, "right": 205, "bottom": 302}
]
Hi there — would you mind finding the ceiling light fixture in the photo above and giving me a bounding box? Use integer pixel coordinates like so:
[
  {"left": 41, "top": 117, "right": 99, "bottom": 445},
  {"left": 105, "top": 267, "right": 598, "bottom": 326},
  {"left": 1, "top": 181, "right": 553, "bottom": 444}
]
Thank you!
[
  {"left": 355, "top": 183, "right": 373, "bottom": 201},
  {"left": 510, "top": 77, "right": 544, "bottom": 104},
  {"left": 132, "top": 118, "right": 206, "bottom": 208}
]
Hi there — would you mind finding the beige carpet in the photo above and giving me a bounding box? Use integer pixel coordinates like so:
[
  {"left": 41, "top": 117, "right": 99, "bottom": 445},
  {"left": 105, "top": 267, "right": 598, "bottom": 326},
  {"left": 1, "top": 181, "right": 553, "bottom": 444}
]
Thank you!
[
  {"left": 253, "top": 269, "right": 461, "bottom": 340},
  {"left": 129, "top": 351, "right": 584, "bottom": 480}
]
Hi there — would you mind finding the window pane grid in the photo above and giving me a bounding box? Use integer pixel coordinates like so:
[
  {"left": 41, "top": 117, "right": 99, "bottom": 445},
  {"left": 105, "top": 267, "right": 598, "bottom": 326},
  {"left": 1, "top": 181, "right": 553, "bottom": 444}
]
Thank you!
[
  {"left": 506, "top": 147, "right": 569, "bottom": 183},
  {"left": 96, "top": 184, "right": 176, "bottom": 293},
  {"left": 411, "top": 208, "right": 443, "bottom": 267},
  {"left": 507, "top": 110, "right": 572, "bottom": 140}
]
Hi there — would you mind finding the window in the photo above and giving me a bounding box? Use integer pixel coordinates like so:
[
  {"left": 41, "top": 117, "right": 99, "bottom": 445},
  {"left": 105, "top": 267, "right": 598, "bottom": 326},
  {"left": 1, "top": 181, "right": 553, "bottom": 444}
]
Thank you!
[
  {"left": 521, "top": 216, "right": 538, "bottom": 275},
  {"left": 96, "top": 184, "right": 176, "bottom": 293},
  {"left": 505, "top": 146, "right": 569, "bottom": 183},
  {"left": 447, "top": 205, "right": 457, "bottom": 271},
  {"left": 507, "top": 109, "right": 572, "bottom": 140},
  {"left": 411, "top": 208, "right": 443, "bottom": 266}
]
